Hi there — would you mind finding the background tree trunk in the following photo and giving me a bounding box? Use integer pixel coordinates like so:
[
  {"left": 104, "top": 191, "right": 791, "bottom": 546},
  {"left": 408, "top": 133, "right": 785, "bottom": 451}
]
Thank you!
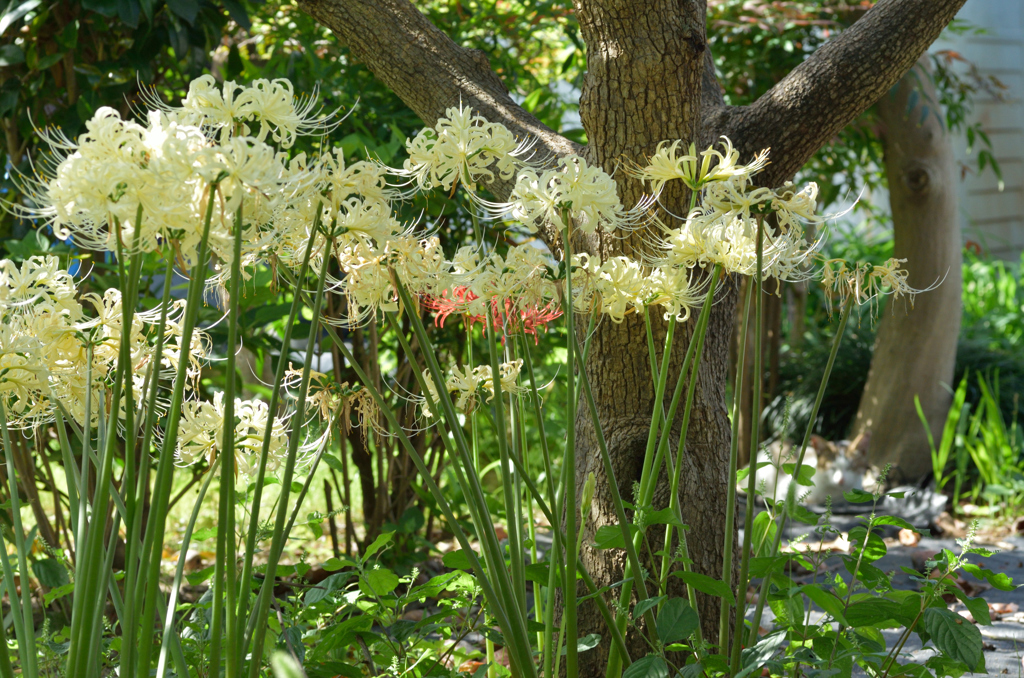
[{"left": 853, "top": 57, "right": 962, "bottom": 483}]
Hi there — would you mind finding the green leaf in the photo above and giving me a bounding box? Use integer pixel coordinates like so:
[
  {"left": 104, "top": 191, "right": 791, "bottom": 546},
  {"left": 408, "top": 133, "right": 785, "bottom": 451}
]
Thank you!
[
  {"left": 843, "top": 488, "right": 875, "bottom": 503},
  {"left": 43, "top": 582, "right": 75, "bottom": 606},
  {"left": 559, "top": 633, "right": 601, "bottom": 656},
  {"left": 656, "top": 598, "right": 699, "bottom": 644},
  {"left": 304, "top": 572, "right": 353, "bottom": 606},
  {"left": 442, "top": 549, "right": 477, "bottom": 571},
  {"left": 321, "top": 452, "right": 345, "bottom": 474},
  {"left": 923, "top": 607, "right": 983, "bottom": 672},
  {"left": 32, "top": 558, "right": 69, "bottom": 588},
  {"left": 950, "top": 587, "right": 990, "bottom": 626},
  {"left": 800, "top": 585, "right": 848, "bottom": 626},
  {"left": 845, "top": 599, "right": 903, "bottom": 627},
  {"left": 961, "top": 563, "right": 1016, "bottom": 591},
  {"left": 848, "top": 527, "right": 887, "bottom": 563},
  {"left": 872, "top": 515, "right": 916, "bottom": 531},
  {"left": 322, "top": 557, "right": 357, "bottom": 572},
  {"left": 361, "top": 531, "right": 394, "bottom": 563},
  {"left": 632, "top": 595, "right": 667, "bottom": 620},
  {"left": 193, "top": 526, "right": 217, "bottom": 541},
  {"left": 672, "top": 571, "right": 735, "bottom": 606},
  {"left": 623, "top": 655, "right": 669, "bottom": 678},
  {"left": 359, "top": 568, "right": 399, "bottom": 597},
  {"left": 396, "top": 507, "right": 424, "bottom": 535},
  {"left": 781, "top": 463, "right": 816, "bottom": 486},
  {"left": 1, "top": 0, "right": 41, "bottom": 37},
  {"left": 592, "top": 523, "right": 636, "bottom": 550},
  {"left": 165, "top": 0, "right": 200, "bottom": 23}
]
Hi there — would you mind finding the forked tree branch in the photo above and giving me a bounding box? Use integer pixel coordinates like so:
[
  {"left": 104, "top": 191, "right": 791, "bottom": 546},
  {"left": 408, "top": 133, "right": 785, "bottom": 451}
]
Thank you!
[
  {"left": 296, "top": 0, "right": 579, "bottom": 165},
  {"left": 705, "top": 0, "right": 968, "bottom": 186}
]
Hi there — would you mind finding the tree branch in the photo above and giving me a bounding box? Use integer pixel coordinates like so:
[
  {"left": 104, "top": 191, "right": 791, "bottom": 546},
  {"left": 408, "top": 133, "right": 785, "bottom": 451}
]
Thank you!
[
  {"left": 297, "top": 0, "right": 578, "bottom": 164},
  {"left": 706, "top": 0, "right": 967, "bottom": 186}
]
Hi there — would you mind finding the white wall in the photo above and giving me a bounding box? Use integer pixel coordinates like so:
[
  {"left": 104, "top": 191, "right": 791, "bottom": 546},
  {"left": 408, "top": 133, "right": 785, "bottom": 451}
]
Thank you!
[{"left": 937, "top": 0, "right": 1024, "bottom": 261}]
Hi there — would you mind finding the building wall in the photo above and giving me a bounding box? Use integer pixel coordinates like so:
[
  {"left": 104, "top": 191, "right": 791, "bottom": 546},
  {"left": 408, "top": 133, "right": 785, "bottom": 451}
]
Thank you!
[{"left": 938, "top": 1, "right": 1024, "bottom": 261}]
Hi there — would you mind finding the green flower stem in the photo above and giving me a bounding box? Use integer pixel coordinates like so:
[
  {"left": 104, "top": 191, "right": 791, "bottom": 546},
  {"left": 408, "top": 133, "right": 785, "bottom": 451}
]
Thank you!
[
  {"left": 485, "top": 306, "right": 528, "bottom": 617},
  {"left": 720, "top": 278, "right": 753, "bottom": 656},
  {"left": 157, "top": 455, "right": 220, "bottom": 677},
  {"left": 211, "top": 204, "right": 245, "bottom": 678},
  {"left": 71, "top": 217, "right": 145, "bottom": 678},
  {"left": 123, "top": 254, "right": 175, "bottom": 675},
  {"left": 0, "top": 598, "right": 15, "bottom": 678},
  {"left": 560, "top": 220, "right": 580, "bottom": 678},
  {"left": 731, "top": 215, "right": 765, "bottom": 675},
  {"left": 0, "top": 404, "right": 35, "bottom": 678},
  {"left": 659, "top": 264, "right": 723, "bottom": 641},
  {"left": 247, "top": 232, "right": 335, "bottom": 674},
  {"left": 747, "top": 295, "right": 853, "bottom": 643},
  {"left": 388, "top": 281, "right": 535, "bottom": 675},
  {"left": 317, "top": 314, "right": 536, "bottom": 678},
  {"left": 235, "top": 205, "right": 321, "bottom": 654},
  {"left": 134, "top": 184, "right": 218, "bottom": 677}
]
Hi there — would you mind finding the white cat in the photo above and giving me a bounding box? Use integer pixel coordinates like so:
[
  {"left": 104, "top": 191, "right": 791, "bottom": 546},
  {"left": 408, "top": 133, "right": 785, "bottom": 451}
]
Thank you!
[{"left": 739, "top": 433, "right": 872, "bottom": 507}]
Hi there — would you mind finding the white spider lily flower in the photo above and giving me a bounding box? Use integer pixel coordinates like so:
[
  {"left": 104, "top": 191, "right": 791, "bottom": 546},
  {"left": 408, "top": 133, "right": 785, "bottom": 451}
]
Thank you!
[
  {"left": 397, "top": 103, "right": 532, "bottom": 193},
  {"left": 629, "top": 136, "right": 770, "bottom": 192},
  {"left": 172, "top": 75, "right": 332, "bottom": 148},
  {"left": 509, "top": 155, "right": 633, "bottom": 234},
  {"left": 176, "top": 392, "right": 294, "bottom": 477},
  {"left": 419, "top": 359, "right": 526, "bottom": 418}
]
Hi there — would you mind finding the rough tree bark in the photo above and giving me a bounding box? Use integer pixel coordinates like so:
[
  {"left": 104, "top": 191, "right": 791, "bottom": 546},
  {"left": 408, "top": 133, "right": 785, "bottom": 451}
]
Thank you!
[
  {"left": 296, "top": 0, "right": 967, "bottom": 673},
  {"left": 853, "top": 58, "right": 962, "bottom": 483}
]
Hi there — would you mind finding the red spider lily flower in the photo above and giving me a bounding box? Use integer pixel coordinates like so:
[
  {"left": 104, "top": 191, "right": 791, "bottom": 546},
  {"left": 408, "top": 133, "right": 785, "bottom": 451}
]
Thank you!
[{"left": 421, "top": 287, "right": 562, "bottom": 344}]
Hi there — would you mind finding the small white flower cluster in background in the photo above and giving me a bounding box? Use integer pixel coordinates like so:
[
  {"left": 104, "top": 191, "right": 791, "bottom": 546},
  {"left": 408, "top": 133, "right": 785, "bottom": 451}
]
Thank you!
[{"left": 420, "top": 359, "right": 525, "bottom": 418}]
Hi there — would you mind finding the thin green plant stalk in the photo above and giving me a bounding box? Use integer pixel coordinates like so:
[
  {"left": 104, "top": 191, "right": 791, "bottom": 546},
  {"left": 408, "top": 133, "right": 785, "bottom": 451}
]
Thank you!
[
  {"left": 68, "top": 346, "right": 93, "bottom": 666},
  {"left": 211, "top": 204, "right": 244, "bottom": 678},
  {"left": 157, "top": 454, "right": 220, "bottom": 677},
  {"left": 134, "top": 183, "right": 219, "bottom": 676},
  {"left": 658, "top": 264, "right": 723, "bottom": 636},
  {"left": 73, "top": 221, "right": 145, "bottom": 678},
  {"left": 731, "top": 215, "right": 765, "bottom": 674},
  {"left": 485, "top": 307, "right": 528, "bottom": 622},
  {"left": 720, "top": 279, "right": 753, "bottom": 656},
  {"left": 0, "top": 404, "right": 35, "bottom": 678},
  {"left": 386, "top": 284, "right": 536, "bottom": 675},
  {"left": 607, "top": 269, "right": 719, "bottom": 676},
  {"left": 0, "top": 601, "right": 15, "bottom": 678},
  {"left": 247, "top": 232, "right": 334, "bottom": 673},
  {"left": 315, "top": 314, "right": 535, "bottom": 678},
  {"left": 123, "top": 254, "right": 176, "bottom": 675},
  {"left": 235, "top": 206, "right": 321, "bottom": 651},
  {"left": 560, "top": 220, "right": 580, "bottom": 678},
  {"left": 747, "top": 295, "right": 853, "bottom": 642}
]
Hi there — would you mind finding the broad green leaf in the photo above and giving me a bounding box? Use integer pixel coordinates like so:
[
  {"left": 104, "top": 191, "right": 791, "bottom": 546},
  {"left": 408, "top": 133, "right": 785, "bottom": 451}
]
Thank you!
[
  {"left": 656, "top": 597, "right": 699, "bottom": 644},
  {"left": 950, "top": 587, "right": 990, "bottom": 625},
  {"left": 843, "top": 488, "right": 875, "bottom": 503},
  {"left": 359, "top": 568, "right": 399, "bottom": 597},
  {"left": 362, "top": 531, "right": 394, "bottom": 563},
  {"left": 845, "top": 599, "right": 903, "bottom": 627},
  {"left": 800, "top": 585, "right": 848, "bottom": 626},
  {"left": 672, "top": 571, "right": 735, "bottom": 606},
  {"left": 922, "top": 607, "right": 983, "bottom": 672},
  {"left": 32, "top": 558, "right": 69, "bottom": 588},
  {"left": 781, "top": 463, "right": 816, "bottom": 486},
  {"left": 632, "top": 595, "right": 667, "bottom": 620},
  {"left": 623, "top": 655, "right": 669, "bottom": 678},
  {"left": 592, "top": 523, "right": 636, "bottom": 550},
  {"left": 442, "top": 549, "right": 477, "bottom": 571},
  {"left": 304, "top": 572, "right": 353, "bottom": 606},
  {"left": 961, "top": 563, "right": 1016, "bottom": 591},
  {"left": 872, "top": 515, "right": 916, "bottom": 531},
  {"left": 559, "top": 633, "right": 601, "bottom": 655}
]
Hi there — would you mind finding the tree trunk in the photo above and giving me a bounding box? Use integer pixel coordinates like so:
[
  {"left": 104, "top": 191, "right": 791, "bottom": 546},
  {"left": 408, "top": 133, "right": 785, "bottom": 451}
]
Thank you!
[
  {"left": 853, "top": 57, "right": 962, "bottom": 484},
  {"left": 565, "top": 4, "right": 741, "bottom": 671}
]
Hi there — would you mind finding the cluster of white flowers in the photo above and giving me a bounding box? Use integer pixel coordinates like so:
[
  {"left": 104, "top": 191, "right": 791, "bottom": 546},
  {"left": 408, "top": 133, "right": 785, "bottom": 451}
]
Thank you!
[
  {"left": 420, "top": 359, "right": 525, "bottom": 418},
  {"left": 0, "top": 256, "right": 210, "bottom": 428},
  {"left": 13, "top": 76, "right": 927, "bottom": 452},
  {"left": 176, "top": 392, "right": 292, "bottom": 475}
]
